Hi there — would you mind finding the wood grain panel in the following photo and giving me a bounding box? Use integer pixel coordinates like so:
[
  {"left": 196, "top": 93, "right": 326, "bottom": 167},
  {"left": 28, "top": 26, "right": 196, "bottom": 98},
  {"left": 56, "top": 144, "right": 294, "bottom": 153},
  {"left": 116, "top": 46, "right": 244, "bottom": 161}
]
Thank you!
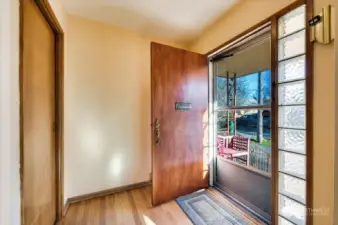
[
  {"left": 22, "top": 0, "right": 65, "bottom": 220},
  {"left": 151, "top": 43, "right": 209, "bottom": 205},
  {"left": 22, "top": 0, "right": 56, "bottom": 224},
  {"left": 270, "top": 15, "right": 279, "bottom": 225}
]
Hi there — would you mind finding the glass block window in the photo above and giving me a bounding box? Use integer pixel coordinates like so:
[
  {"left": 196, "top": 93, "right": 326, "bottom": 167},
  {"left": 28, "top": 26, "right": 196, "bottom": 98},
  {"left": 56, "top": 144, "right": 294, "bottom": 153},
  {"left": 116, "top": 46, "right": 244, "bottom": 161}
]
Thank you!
[{"left": 277, "top": 5, "right": 307, "bottom": 225}]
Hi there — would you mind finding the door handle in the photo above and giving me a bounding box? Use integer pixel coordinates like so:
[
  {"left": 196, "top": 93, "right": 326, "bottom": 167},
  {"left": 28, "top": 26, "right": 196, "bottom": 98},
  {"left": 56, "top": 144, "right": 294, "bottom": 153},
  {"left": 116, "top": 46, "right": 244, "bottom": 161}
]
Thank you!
[{"left": 155, "top": 119, "right": 160, "bottom": 144}]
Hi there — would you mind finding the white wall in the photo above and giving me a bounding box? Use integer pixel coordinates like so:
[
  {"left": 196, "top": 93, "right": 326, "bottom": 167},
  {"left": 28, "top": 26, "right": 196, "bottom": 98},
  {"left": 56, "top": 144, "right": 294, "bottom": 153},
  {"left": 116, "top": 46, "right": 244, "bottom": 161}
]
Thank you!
[{"left": 0, "top": 0, "right": 20, "bottom": 224}]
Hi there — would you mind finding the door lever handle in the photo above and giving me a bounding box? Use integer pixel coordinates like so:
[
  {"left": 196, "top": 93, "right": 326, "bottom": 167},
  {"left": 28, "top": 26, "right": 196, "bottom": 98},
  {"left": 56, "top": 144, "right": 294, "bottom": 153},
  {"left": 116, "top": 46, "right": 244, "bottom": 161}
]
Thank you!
[{"left": 155, "top": 119, "right": 160, "bottom": 144}]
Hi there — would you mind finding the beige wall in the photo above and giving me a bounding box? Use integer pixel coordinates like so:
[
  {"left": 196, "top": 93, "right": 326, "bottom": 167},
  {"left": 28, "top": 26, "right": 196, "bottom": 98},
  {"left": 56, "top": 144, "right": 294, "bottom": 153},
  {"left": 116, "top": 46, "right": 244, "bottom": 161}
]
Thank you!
[
  {"left": 191, "top": 0, "right": 336, "bottom": 224},
  {"left": 47, "top": 0, "right": 187, "bottom": 202},
  {"left": 312, "top": 1, "right": 336, "bottom": 225},
  {"left": 64, "top": 15, "right": 186, "bottom": 200},
  {"left": 48, "top": 0, "right": 67, "bottom": 30},
  {"left": 189, "top": 0, "right": 296, "bottom": 53}
]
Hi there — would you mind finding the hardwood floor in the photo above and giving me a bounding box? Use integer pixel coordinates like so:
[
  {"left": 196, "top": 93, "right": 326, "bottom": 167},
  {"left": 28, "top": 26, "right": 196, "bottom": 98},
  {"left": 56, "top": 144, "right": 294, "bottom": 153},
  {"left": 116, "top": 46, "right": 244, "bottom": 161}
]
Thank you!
[
  {"left": 59, "top": 186, "right": 192, "bottom": 225},
  {"left": 59, "top": 186, "right": 265, "bottom": 225}
]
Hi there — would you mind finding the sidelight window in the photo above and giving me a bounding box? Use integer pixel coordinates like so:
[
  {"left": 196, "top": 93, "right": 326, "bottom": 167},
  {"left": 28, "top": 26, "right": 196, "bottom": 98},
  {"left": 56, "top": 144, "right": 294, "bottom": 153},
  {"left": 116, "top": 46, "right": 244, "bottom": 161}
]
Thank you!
[{"left": 277, "top": 5, "right": 307, "bottom": 225}]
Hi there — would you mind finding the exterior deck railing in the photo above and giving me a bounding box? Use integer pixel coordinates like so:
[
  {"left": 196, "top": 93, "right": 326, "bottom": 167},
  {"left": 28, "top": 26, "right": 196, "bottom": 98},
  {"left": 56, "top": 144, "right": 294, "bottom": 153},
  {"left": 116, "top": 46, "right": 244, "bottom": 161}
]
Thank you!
[{"left": 249, "top": 143, "right": 271, "bottom": 173}]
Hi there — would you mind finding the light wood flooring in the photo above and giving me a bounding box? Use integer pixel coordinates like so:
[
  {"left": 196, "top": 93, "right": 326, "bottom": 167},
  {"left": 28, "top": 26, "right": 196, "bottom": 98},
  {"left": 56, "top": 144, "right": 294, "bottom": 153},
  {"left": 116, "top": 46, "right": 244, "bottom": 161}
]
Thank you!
[{"left": 59, "top": 186, "right": 265, "bottom": 225}]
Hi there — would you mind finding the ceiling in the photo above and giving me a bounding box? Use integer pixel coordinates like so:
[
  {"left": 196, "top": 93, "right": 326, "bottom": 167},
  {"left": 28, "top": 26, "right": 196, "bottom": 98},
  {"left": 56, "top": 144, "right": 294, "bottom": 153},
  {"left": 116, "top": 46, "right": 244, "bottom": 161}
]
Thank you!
[
  {"left": 216, "top": 37, "right": 271, "bottom": 77},
  {"left": 63, "top": 0, "right": 239, "bottom": 44}
]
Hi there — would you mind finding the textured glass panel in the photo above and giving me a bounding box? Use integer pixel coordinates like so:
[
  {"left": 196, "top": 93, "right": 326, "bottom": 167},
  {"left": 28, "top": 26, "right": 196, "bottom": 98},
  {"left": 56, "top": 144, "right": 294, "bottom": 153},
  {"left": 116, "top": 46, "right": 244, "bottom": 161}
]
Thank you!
[
  {"left": 279, "top": 195, "right": 306, "bottom": 225},
  {"left": 278, "top": 30, "right": 305, "bottom": 61},
  {"left": 279, "top": 129, "right": 306, "bottom": 153},
  {"left": 279, "top": 174, "right": 306, "bottom": 204},
  {"left": 279, "top": 151, "right": 306, "bottom": 179},
  {"left": 279, "top": 106, "right": 306, "bottom": 129},
  {"left": 279, "top": 81, "right": 305, "bottom": 105},
  {"left": 278, "top": 55, "right": 305, "bottom": 83},
  {"left": 279, "top": 216, "right": 295, "bottom": 225},
  {"left": 278, "top": 5, "right": 306, "bottom": 38}
]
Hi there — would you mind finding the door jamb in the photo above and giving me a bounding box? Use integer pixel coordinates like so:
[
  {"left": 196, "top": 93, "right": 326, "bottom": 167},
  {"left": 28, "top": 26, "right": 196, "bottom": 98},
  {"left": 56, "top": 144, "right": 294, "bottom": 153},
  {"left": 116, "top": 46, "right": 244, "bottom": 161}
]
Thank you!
[{"left": 19, "top": 0, "right": 65, "bottom": 223}]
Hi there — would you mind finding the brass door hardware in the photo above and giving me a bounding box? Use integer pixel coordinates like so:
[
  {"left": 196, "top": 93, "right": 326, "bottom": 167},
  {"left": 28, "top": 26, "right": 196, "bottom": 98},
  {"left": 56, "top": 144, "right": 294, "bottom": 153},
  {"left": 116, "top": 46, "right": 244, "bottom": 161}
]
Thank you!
[{"left": 154, "top": 119, "right": 160, "bottom": 144}]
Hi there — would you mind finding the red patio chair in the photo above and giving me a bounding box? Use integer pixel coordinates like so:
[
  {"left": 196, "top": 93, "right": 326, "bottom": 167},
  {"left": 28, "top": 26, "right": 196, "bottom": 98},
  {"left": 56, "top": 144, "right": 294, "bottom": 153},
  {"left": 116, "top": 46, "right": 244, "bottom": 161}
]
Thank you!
[{"left": 217, "top": 135, "right": 250, "bottom": 166}]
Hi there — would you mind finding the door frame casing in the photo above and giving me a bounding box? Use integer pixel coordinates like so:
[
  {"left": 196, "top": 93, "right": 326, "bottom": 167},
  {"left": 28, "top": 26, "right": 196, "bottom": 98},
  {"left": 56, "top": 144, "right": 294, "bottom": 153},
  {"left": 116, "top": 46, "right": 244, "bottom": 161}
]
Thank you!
[
  {"left": 19, "top": 0, "right": 65, "bottom": 223},
  {"left": 208, "top": 25, "right": 272, "bottom": 223},
  {"left": 207, "top": 0, "right": 314, "bottom": 224}
]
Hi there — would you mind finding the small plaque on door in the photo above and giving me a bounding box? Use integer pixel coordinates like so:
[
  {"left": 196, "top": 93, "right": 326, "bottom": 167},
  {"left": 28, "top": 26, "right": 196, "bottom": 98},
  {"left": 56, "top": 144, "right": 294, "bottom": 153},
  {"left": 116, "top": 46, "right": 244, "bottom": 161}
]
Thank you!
[{"left": 175, "top": 102, "right": 192, "bottom": 110}]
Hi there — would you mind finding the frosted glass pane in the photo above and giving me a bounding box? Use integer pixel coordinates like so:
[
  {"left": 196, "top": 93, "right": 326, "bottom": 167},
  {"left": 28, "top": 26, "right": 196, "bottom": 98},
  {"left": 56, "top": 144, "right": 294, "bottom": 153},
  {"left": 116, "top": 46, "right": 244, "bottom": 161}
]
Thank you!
[
  {"left": 280, "top": 151, "right": 306, "bottom": 179},
  {"left": 279, "top": 106, "right": 306, "bottom": 129},
  {"left": 278, "top": 30, "right": 305, "bottom": 61},
  {"left": 278, "top": 5, "right": 306, "bottom": 38},
  {"left": 279, "top": 81, "right": 306, "bottom": 105},
  {"left": 279, "top": 129, "right": 306, "bottom": 154},
  {"left": 279, "top": 195, "right": 306, "bottom": 225},
  {"left": 279, "top": 174, "right": 306, "bottom": 204},
  {"left": 278, "top": 55, "right": 305, "bottom": 83},
  {"left": 279, "top": 216, "right": 295, "bottom": 225}
]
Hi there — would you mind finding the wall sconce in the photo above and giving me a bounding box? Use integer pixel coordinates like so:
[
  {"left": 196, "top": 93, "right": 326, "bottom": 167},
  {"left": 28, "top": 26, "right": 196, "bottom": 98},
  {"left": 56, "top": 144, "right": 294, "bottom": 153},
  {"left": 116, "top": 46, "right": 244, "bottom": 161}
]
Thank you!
[{"left": 309, "top": 5, "right": 335, "bottom": 44}]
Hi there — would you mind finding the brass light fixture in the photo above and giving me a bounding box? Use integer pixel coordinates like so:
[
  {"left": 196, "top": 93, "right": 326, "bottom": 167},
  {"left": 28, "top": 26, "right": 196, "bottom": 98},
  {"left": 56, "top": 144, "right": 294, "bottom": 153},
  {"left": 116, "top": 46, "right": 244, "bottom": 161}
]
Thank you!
[{"left": 310, "top": 5, "right": 335, "bottom": 44}]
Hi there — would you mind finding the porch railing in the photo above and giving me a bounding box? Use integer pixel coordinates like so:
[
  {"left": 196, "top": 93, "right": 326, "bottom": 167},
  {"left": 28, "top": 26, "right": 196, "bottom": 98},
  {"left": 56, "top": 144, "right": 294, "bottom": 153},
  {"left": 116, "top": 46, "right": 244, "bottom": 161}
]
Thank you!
[{"left": 249, "top": 143, "right": 271, "bottom": 173}]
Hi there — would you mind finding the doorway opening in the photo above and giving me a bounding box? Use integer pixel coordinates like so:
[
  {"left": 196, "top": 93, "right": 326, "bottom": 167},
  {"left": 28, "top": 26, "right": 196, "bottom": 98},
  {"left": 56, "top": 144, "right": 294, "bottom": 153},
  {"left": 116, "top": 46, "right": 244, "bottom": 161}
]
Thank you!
[
  {"left": 209, "top": 25, "right": 273, "bottom": 223},
  {"left": 209, "top": 3, "right": 311, "bottom": 224}
]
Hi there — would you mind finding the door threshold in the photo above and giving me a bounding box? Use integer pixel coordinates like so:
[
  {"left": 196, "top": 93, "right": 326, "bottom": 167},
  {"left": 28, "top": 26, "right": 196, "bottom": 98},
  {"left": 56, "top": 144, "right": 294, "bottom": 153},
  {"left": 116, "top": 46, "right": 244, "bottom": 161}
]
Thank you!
[{"left": 212, "top": 186, "right": 271, "bottom": 224}]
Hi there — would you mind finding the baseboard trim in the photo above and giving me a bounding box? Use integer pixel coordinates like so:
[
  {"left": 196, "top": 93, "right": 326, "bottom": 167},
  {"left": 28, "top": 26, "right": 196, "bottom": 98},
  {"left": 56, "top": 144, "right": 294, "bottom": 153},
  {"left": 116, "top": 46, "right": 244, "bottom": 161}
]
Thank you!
[
  {"left": 63, "top": 201, "right": 70, "bottom": 216},
  {"left": 65, "top": 181, "right": 152, "bottom": 207}
]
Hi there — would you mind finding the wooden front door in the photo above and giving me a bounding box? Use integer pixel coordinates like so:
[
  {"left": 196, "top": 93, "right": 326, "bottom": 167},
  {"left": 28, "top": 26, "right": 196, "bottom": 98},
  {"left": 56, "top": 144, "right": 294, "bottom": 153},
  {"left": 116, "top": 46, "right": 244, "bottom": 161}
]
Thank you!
[
  {"left": 22, "top": 1, "right": 56, "bottom": 224},
  {"left": 151, "top": 43, "right": 209, "bottom": 205}
]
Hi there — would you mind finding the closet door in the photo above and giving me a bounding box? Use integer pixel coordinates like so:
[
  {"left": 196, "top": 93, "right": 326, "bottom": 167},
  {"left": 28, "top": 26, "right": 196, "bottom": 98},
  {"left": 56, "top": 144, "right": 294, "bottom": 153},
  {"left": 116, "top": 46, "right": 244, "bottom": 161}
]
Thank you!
[{"left": 22, "top": 0, "right": 57, "bottom": 224}]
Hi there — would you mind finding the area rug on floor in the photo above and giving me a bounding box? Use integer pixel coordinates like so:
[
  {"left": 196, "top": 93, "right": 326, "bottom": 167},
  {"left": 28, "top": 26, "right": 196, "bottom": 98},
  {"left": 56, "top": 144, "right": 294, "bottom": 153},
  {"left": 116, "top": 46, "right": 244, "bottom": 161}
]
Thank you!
[{"left": 176, "top": 190, "right": 251, "bottom": 225}]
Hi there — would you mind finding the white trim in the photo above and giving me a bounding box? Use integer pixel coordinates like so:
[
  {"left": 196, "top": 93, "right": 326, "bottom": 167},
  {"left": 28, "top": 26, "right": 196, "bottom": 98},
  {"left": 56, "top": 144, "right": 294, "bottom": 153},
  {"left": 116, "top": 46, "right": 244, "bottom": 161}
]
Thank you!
[{"left": 208, "top": 60, "right": 216, "bottom": 186}]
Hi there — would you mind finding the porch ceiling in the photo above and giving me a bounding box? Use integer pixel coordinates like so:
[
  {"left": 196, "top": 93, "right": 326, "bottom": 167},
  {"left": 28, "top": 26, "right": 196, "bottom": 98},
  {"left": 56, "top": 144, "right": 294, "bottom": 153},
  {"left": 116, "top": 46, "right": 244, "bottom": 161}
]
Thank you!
[{"left": 215, "top": 38, "right": 271, "bottom": 78}]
